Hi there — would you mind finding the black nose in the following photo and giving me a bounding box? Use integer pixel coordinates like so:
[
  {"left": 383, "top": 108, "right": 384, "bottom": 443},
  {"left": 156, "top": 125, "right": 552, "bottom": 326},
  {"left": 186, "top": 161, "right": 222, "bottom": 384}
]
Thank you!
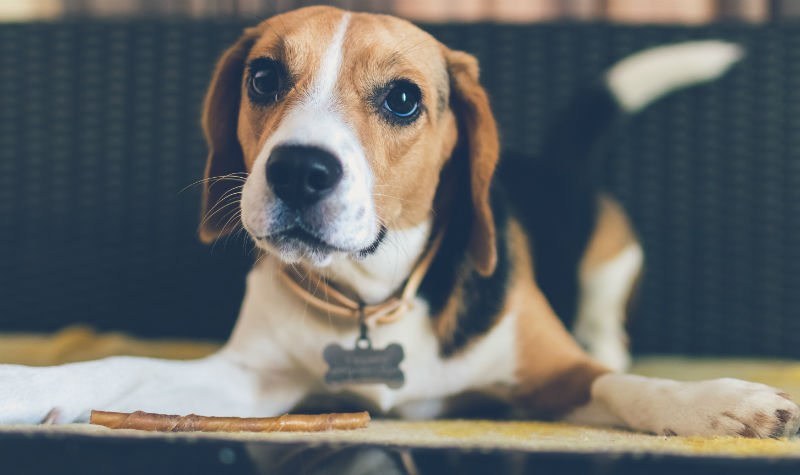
[{"left": 266, "top": 145, "right": 343, "bottom": 209}]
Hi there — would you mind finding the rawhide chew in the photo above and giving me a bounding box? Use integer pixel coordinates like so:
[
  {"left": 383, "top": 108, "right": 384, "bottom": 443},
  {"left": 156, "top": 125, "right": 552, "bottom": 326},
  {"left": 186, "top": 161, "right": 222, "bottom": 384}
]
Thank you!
[{"left": 90, "top": 410, "right": 370, "bottom": 432}]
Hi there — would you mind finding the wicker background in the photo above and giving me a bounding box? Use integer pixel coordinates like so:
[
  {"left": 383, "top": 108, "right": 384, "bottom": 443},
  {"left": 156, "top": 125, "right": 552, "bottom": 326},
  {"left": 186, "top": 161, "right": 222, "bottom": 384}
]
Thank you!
[{"left": 0, "top": 21, "right": 798, "bottom": 358}]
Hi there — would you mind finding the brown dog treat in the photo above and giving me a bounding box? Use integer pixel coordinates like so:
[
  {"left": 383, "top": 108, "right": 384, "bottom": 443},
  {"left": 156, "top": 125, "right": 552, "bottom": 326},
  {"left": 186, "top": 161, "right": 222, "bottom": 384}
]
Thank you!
[{"left": 90, "top": 410, "right": 370, "bottom": 433}]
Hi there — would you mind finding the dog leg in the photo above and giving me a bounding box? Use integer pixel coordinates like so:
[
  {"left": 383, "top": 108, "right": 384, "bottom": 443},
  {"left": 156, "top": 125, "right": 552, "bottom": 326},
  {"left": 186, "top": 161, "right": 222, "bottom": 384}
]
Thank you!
[
  {"left": 573, "top": 243, "right": 642, "bottom": 372},
  {"left": 565, "top": 373, "right": 800, "bottom": 438},
  {"left": 0, "top": 353, "right": 306, "bottom": 424}
]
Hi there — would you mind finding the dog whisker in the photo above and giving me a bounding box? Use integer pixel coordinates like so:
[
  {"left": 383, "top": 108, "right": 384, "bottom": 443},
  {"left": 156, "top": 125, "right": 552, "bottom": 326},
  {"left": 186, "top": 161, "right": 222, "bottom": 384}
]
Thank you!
[
  {"left": 208, "top": 209, "right": 244, "bottom": 254},
  {"left": 189, "top": 191, "right": 240, "bottom": 222},
  {"left": 179, "top": 174, "right": 247, "bottom": 194},
  {"left": 200, "top": 203, "right": 241, "bottom": 235}
]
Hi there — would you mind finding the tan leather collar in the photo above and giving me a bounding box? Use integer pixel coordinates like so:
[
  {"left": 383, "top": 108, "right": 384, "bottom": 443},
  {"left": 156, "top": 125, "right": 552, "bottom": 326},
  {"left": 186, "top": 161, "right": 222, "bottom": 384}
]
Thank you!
[{"left": 279, "top": 226, "right": 446, "bottom": 326}]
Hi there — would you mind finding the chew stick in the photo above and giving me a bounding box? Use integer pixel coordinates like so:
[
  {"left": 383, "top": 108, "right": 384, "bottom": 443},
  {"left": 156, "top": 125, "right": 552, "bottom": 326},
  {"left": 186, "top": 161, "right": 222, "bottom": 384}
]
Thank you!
[{"left": 90, "top": 410, "right": 370, "bottom": 433}]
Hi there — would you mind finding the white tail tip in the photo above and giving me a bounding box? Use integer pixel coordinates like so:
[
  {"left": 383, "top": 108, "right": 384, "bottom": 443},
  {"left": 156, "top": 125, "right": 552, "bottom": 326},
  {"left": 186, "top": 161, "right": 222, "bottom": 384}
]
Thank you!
[{"left": 606, "top": 40, "right": 745, "bottom": 113}]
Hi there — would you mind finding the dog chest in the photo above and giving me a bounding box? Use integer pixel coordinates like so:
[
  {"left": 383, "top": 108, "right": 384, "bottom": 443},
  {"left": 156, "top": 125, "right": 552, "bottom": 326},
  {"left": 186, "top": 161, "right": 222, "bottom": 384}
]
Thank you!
[{"left": 231, "top": 262, "right": 519, "bottom": 413}]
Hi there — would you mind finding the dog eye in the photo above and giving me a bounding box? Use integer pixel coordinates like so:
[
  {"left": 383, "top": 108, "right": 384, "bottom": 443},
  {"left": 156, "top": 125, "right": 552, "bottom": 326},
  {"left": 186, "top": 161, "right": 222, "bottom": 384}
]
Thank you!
[
  {"left": 383, "top": 81, "right": 421, "bottom": 119},
  {"left": 248, "top": 58, "right": 282, "bottom": 103}
]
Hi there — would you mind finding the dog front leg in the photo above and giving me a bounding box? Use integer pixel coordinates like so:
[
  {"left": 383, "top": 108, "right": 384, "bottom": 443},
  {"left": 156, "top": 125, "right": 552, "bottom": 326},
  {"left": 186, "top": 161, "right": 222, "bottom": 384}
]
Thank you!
[
  {"left": 565, "top": 373, "right": 800, "bottom": 438},
  {"left": 0, "top": 354, "right": 306, "bottom": 424}
]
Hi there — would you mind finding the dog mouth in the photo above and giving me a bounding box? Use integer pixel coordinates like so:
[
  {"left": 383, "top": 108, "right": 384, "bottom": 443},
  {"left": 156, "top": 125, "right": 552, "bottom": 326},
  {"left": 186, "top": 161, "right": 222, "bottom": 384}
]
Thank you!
[
  {"left": 264, "top": 227, "right": 344, "bottom": 253},
  {"left": 256, "top": 225, "right": 387, "bottom": 259}
]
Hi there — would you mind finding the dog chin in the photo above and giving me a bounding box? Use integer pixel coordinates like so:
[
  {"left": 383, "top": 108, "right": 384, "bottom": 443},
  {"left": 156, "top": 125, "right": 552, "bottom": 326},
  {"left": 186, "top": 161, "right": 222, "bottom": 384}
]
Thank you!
[
  {"left": 247, "top": 223, "right": 386, "bottom": 267},
  {"left": 279, "top": 246, "right": 336, "bottom": 267},
  {"left": 251, "top": 236, "right": 338, "bottom": 267}
]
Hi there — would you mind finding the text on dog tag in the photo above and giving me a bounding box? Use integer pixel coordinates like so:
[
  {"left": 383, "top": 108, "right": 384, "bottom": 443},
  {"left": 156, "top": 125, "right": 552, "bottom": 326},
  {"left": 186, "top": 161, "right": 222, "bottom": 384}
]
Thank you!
[{"left": 323, "top": 341, "right": 404, "bottom": 389}]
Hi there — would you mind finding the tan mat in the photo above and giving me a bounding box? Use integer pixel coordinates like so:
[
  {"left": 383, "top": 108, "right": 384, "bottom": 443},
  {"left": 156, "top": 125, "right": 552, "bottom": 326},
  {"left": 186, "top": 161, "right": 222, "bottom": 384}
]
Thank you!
[
  {"left": 1, "top": 326, "right": 799, "bottom": 457},
  {"left": 1, "top": 418, "right": 799, "bottom": 458}
]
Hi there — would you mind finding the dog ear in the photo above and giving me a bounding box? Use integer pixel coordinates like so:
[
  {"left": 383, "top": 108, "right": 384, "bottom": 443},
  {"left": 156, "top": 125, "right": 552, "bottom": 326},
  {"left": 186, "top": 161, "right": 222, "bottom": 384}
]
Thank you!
[
  {"left": 447, "top": 50, "right": 500, "bottom": 276},
  {"left": 198, "top": 29, "right": 257, "bottom": 243}
]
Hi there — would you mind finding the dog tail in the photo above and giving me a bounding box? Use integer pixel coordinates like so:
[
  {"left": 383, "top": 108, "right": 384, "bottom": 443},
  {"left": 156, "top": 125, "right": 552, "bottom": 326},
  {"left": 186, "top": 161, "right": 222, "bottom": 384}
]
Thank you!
[
  {"left": 607, "top": 40, "right": 744, "bottom": 112},
  {"left": 540, "top": 40, "right": 744, "bottom": 163}
]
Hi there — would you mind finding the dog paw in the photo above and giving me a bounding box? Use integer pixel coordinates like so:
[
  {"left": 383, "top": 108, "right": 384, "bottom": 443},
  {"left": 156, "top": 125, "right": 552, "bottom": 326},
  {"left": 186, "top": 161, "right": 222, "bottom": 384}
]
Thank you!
[
  {"left": 663, "top": 378, "right": 800, "bottom": 438},
  {"left": 0, "top": 367, "right": 52, "bottom": 424},
  {"left": 705, "top": 381, "right": 799, "bottom": 438},
  {"left": 0, "top": 364, "right": 87, "bottom": 424}
]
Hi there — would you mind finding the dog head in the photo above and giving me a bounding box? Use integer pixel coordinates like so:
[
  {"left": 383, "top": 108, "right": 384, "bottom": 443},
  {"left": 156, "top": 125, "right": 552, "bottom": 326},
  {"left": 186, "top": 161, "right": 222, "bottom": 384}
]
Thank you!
[{"left": 199, "top": 6, "right": 499, "bottom": 275}]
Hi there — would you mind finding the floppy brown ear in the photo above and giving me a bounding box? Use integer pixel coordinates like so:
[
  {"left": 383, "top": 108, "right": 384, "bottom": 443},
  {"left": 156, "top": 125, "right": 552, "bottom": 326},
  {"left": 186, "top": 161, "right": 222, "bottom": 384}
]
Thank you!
[
  {"left": 198, "top": 29, "right": 257, "bottom": 243},
  {"left": 447, "top": 50, "right": 500, "bottom": 276}
]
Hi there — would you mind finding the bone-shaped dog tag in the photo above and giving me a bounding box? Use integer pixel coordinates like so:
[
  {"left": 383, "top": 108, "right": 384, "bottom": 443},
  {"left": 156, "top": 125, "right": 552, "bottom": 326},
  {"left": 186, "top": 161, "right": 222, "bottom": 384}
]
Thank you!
[{"left": 323, "top": 339, "right": 405, "bottom": 389}]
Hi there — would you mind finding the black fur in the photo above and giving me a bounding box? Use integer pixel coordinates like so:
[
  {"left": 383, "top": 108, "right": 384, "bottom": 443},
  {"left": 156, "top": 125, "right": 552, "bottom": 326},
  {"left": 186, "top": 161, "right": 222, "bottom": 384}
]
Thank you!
[
  {"left": 418, "top": 160, "right": 511, "bottom": 358},
  {"left": 538, "top": 84, "right": 620, "bottom": 171},
  {"left": 444, "top": 188, "right": 510, "bottom": 356},
  {"left": 419, "top": 85, "right": 620, "bottom": 353},
  {"left": 497, "top": 155, "right": 598, "bottom": 331},
  {"left": 504, "top": 86, "right": 619, "bottom": 330}
]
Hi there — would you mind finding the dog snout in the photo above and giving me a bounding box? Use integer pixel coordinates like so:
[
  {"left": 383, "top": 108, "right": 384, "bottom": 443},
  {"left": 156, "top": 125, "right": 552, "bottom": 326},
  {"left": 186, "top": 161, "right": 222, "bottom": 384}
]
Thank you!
[{"left": 266, "top": 145, "right": 343, "bottom": 209}]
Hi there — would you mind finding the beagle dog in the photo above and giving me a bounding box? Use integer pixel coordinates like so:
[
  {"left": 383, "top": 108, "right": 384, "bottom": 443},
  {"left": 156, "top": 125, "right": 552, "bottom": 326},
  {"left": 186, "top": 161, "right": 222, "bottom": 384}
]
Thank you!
[{"left": 1, "top": 6, "right": 799, "bottom": 438}]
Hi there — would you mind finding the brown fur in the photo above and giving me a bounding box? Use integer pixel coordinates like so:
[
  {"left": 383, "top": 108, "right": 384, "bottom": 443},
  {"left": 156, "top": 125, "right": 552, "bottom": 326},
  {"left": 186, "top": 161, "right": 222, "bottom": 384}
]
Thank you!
[
  {"left": 578, "top": 195, "right": 638, "bottom": 278},
  {"left": 200, "top": 8, "right": 351, "bottom": 242},
  {"left": 335, "top": 13, "right": 457, "bottom": 229},
  {"left": 199, "top": 6, "right": 497, "bottom": 280},
  {"left": 446, "top": 50, "right": 500, "bottom": 276},
  {"left": 578, "top": 194, "right": 642, "bottom": 337},
  {"left": 433, "top": 283, "right": 465, "bottom": 342},
  {"left": 199, "top": 6, "right": 625, "bottom": 420},
  {"left": 508, "top": 220, "right": 611, "bottom": 417},
  {"left": 198, "top": 30, "right": 257, "bottom": 242}
]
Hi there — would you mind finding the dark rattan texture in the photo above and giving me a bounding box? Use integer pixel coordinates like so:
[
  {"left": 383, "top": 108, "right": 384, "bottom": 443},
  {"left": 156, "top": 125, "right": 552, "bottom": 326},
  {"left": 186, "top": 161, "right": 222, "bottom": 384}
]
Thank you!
[{"left": 0, "top": 21, "right": 797, "bottom": 357}]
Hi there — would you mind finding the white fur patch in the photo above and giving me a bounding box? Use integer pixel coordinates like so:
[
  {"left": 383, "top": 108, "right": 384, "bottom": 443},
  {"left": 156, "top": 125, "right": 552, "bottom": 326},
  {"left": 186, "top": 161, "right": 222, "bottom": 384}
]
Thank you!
[
  {"left": 325, "top": 218, "right": 432, "bottom": 304},
  {"left": 306, "top": 13, "right": 350, "bottom": 108},
  {"left": 0, "top": 355, "right": 289, "bottom": 423},
  {"left": 572, "top": 242, "right": 642, "bottom": 372},
  {"left": 240, "top": 12, "right": 378, "bottom": 258},
  {"left": 606, "top": 40, "right": 744, "bottom": 113},
  {"left": 222, "top": 257, "right": 518, "bottom": 415}
]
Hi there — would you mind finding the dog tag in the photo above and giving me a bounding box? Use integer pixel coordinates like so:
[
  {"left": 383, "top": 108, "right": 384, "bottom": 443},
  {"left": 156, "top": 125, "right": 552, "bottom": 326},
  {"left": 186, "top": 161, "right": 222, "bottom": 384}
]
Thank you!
[{"left": 323, "top": 307, "right": 404, "bottom": 388}]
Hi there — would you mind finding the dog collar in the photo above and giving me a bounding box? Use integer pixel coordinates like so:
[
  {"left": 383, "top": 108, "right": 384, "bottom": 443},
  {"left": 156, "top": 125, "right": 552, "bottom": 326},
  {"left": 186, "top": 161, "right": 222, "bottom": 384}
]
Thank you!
[{"left": 279, "top": 226, "right": 445, "bottom": 326}]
